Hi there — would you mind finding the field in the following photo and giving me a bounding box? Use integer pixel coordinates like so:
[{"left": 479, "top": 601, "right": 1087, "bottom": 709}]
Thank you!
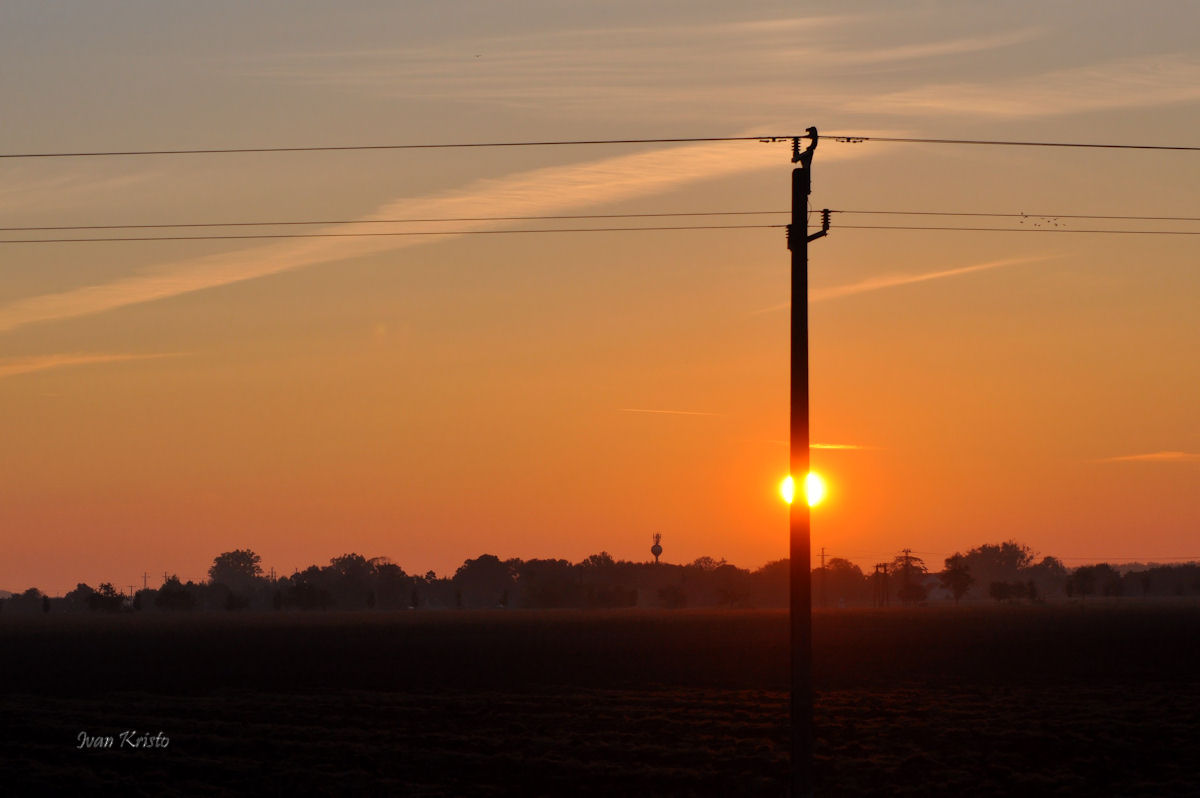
[{"left": 3, "top": 605, "right": 1200, "bottom": 796}]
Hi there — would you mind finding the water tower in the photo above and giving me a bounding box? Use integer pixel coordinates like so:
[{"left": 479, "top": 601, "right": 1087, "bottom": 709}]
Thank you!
[{"left": 650, "top": 533, "right": 663, "bottom": 564}]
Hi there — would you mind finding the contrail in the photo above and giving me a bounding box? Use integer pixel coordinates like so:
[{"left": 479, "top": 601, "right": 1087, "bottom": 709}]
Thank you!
[
  {"left": 619, "top": 408, "right": 720, "bottom": 416},
  {"left": 0, "top": 352, "right": 182, "bottom": 380},
  {"left": 752, "top": 253, "right": 1055, "bottom": 313},
  {"left": 812, "top": 442, "right": 874, "bottom": 450},
  {"left": 0, "top": 138, "right": 879, "bottom": 334},
  {"left": 1094, "top": 451, "right": 1200, "bottom": 463}
]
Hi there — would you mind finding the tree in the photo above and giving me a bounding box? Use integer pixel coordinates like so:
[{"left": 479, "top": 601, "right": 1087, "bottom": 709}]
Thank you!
[
  {"left": 939, "top": 554, "right": 974, "bottom": 605},
  {"left": 1024, "top": 556, "right": 1068, "bottom": 598},
  {"left": 328, "top": 553, "right": 373, "bottom": 582},
  {"left": 327, "top": 553, "right": 375, "bottom": 608},
  {"left": 961, "top": 541, "right": 1035, "bottom": 598},
  {"left": 208, "top": 549, "right": 263, "bottom": 593},
  {"left": 63, "top": 583, "right": 96, "bottom": 612},
  {"left": 988, "top": 581, "right": 1012, "bottom": 602},
  {"left": 513, "top": 558, "right": 579, "bottom": 608},
  {"left": 154, "top": 576, "right": 196, "bottom": 611},
  {"left": 820, "top": 558, "right": 870, "bottom": 606},
  {"left": 750, "top": 560, "right": 789, "bottom": 607},
  {"left": 891, "top": 552, "right": 928, "bottom": 605},
  {"left": 453, "top": 554, "right": 514, "bottom": 608},
  {"left": 1094, "top": 563, "right": 1123, "bottom": 597},
  {"left": 88, "top": 583, "right": 124, "bottom": 612},
  {"left": 581, "top": 552, "right": 616, "bottom": 571},
  {"left": 6, "top": 588, "right": 46, "bottom": 613},
  {"left": 1067, "top": 566, "right": 1097, "bottom": 600}
]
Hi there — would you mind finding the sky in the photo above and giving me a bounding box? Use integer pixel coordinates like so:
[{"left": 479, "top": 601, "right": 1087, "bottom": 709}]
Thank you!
[{"left": 1, "top": 1, "right": 1198, "bottom": 595}]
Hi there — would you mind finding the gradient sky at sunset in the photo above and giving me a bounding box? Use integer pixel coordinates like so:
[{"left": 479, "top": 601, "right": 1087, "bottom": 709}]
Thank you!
[{"left": 2, "top": 1, "right": 1198, "bottom": 594}]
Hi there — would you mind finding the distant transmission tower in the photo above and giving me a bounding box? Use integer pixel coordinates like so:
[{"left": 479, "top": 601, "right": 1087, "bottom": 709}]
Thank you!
[{"left": 651, "top": 533, "right": 663, "bottom": 564}]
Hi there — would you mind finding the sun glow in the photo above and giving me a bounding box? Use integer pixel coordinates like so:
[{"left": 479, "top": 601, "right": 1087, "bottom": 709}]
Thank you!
[
  {"left": 804, "top": 472, "right": 827, "bottom": 507},
  {"left": 780, "top": 472, "right": 827, "bottom": 507}
]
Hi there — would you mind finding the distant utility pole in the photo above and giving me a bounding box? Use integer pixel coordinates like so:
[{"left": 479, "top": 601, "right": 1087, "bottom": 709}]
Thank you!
[
  {"left": 819, "top": 547, "right": 827, "bottom": 609},
  {"left": 143, "top": 572, "right": 149, "bottom": 591},
  {"left": 874, "top": 564, "right": 890, "bottom": 608},
  {"left": 786, "top": 126, "right": 828, "bottom": 798}
]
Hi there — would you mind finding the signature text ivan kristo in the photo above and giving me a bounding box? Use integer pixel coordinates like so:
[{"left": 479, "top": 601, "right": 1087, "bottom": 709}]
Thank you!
[{"left": 77, "top": 731, "right": 169, "bottom": 750}]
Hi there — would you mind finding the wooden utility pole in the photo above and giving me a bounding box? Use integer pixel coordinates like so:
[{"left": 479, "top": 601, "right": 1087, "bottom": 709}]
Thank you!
[
  {"left": 819, "top": 546, "right": 827, "bottom": 609},
  {"left": 788, "top": 126, "right": 824, "bottom": 798}
]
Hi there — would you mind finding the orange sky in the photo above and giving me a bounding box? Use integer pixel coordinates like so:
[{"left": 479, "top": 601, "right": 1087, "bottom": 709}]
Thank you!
[{"left": 2, "top": 2, "right": 1198, "bottom": 595}]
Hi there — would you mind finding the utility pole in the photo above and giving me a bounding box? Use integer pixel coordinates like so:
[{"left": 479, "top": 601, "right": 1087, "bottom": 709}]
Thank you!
[
  {"left": 787, "top": 126, "right": 826, "bottom": 798},
  {"left": 143, "top": 572, "right": 149, "bottom": 591},
  {"left": 874, "top": 563, "right": 889, "bottom": 607},
  {"left": 819, "top": 547, "right": 827, "bottom": 609}
]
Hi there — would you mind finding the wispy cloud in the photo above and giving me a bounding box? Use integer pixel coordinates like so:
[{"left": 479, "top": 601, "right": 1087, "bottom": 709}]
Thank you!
[
  {"left": 236, "top": 19, "right": 1035, "bottom": 119},
  {"left": 751, "top": 439, "right": 876, "bottom": 450},
  {"left": 791, "top": 28, "right": 1043, "bottom": 67},
  {"left": 0, "top": 352, "right": 181, "bottom": 380},
  {"left": 0, "top": 139, "right": 878, "bottom": 334},
  {"left": 236, "top": 15, "right": 855, "bottom": 112},
  {"left": 753, "top": 254, "right": 1053, "bottom": 314},
  {"left": 619, "top": 408, "right": 720, "bottom": 417},
  {"left": 1094, "top": 451, "right": 1200, "bottom": 464},
  {"left": 0, "top": 167, "right": 160, "bottom": 214},
  {"left": 850, "top": 54, "right": 1200, "bottom": 117},
  {"left": 812, "top": 442, "right": 876, "bottom": 450},
  {"left": 811, "top": 255, "right": 1053, "bottom": 302}
]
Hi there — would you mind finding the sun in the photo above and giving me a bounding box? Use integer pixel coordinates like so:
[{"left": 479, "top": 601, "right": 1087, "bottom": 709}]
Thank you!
[
  {"left": 780, "top": 472, "right": 827, "bottom": 507},
  {"left": 779, "top": 475, "right": 796, "bottom": 504},
  {"left": 804, "top": 472, "right": 827, "bottom": 507}
]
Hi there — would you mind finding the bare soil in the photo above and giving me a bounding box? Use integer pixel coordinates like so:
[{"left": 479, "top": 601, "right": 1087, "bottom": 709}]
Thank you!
[{"left": 3, "top": 604, "right": 1198, "bottom": 796}]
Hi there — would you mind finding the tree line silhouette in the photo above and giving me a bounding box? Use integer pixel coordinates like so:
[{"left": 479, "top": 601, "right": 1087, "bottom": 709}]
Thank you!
[{"left": 3, "top": 540, "right": 1200, "bottom": 614}]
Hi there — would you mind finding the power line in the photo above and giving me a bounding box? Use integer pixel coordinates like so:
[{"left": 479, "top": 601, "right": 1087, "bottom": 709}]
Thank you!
[
  {"left": 827, "top": 134, "right": 1200, "bottom": 152},
  {"left": 5, "top": 223, "right": 1200, "bottom": 245},
  {"left": 836, "top": 225, "right": 1200, "bottom": 235},
  {"left": 0, "top": 135, "right": 805, "bottom": 160},
  {"left": 907, "top": 550, "right": 1200, "bottom": 562},
  {"left": 4, "top": 208, "right": 1198, "bottom": 235},
  {"left": 0, "top": 132, "right": 1196, "bottom": 160},
  {"left": 0, "top": 210, "right": 786, "bottom": 234},
  {"left": 0, "top": 223, "right": 784, "bottom": 245},
  {"left": 832, "top": 210, "right": 1200, "bottom": 223}
]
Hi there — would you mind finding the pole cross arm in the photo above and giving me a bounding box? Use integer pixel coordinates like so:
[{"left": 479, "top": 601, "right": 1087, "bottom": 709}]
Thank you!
[
  {"left": 805, "top": 208, "right": 832, "bottom": 243},
  {"left": 793, "top": 127, "right": 818, "bottom": 167}
]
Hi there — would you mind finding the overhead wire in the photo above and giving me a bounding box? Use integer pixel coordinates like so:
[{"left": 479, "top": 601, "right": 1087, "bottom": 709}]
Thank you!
[
  {"left": 4, "top": 222, "right": 1200, "bottom": 244},
  {"left": 826, "top": 134, "right": 1200, "bottom": 152},
  {"left": 0, "top": 210, "right": 787, "bottom": 233},
  {"left": 0, "top": 133, "right": 1197, "bottom": 159},
  {"left": 0, "top": 135, "right": 798, "bottom": 159},
  {"left": 4, "top": 208, "right": 1197, "bottom": 236},
  {"left": 830, "top": 210, "right": 1200, "bottom": 222},
  {"left": 832, "top": 225, "right": 1200, "bottom": 235},
  {"left": 0, "top": 223, "right": 786, "bottom": 245}
]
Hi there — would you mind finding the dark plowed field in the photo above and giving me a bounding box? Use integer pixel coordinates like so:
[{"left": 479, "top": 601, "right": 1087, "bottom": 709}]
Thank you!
[{"left": 4, "top": 605, "right": 1199, "bottom": 795}]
